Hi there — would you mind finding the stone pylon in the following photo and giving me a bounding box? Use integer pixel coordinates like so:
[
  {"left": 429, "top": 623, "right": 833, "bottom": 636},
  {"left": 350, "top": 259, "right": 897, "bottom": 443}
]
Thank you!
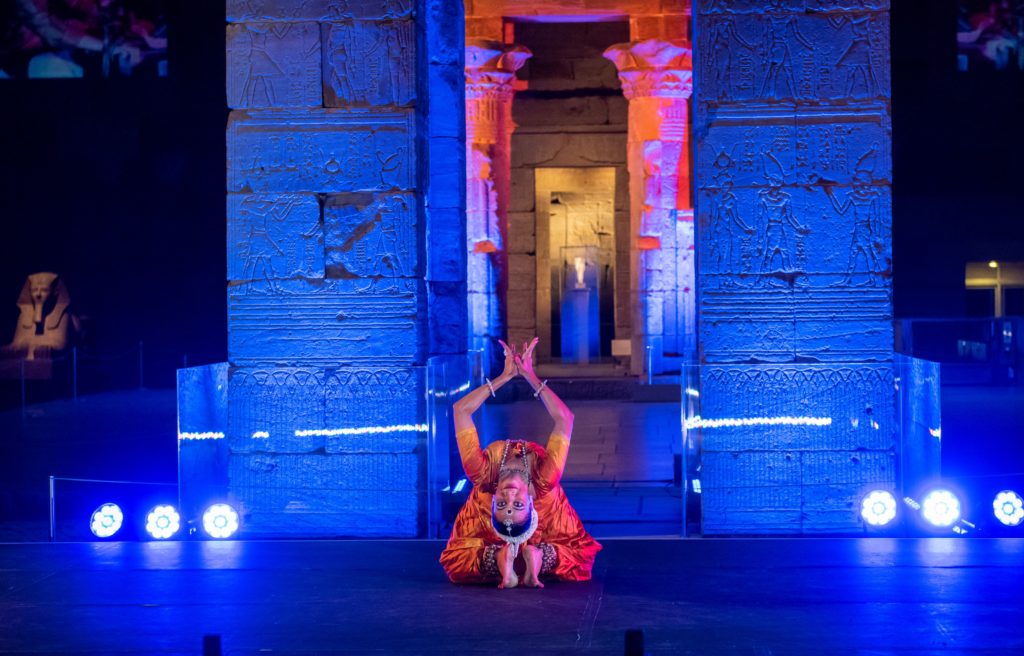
[
  {"left": 604, "top": 39, "right": 694, "bottom": 376},
  {"left": 464, "top": 39, "right": 531, "bottom": 370}
]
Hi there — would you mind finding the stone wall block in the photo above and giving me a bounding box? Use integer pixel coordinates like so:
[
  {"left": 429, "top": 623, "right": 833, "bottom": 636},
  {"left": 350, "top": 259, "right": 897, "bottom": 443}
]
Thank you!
[
  {"left": 509, "top": 168, "right": 535, "bottom": 213},
  {"left": 512, "top": 133, "right": 627, "bottom": 168},
  {"left": 323, "top": 366, "right": 425, "bottom": 453},
  {"left": 322, "top": 21, "right": 415, "bottom": 107},
  {"left": 506, "top": 290, "right": 537, "bottom": 330},
  {"left": 228, "top": 452, "right": 420, "bottom": 536},
  {"left": 323, "top": 192, "right": 417, "bottom": 279},
  {"left": 228, "top": 0, "right": 414, "bottom": 22},
  {"left": 697, "top": 11, "right": 890, "bottom": 105},
  {"left": 227, "top": 22, "right": 322, "bottom": 109},
  {"left": 227, "top": 109, "right": 414, "bottom": 194},
  {"left": 513, "top": 97, "right": 611, "bottom": 128},
  {"left": 427, "top": 136, "right": 466, "bottom": 210},
  {"left": 428, "top": 280, "right": 468, "bottom": 355},
  {"left": 226, "top": 366, "right": 326, "bottom": 454},
  {"left": 426, "top": 63, "right": 466, "bottom": 139},
  {"left": 507, "top": 253, "right": 536, "bottom": 291},
  {"left": 507, "top": 211, "right": 536, "bottom": 253},
  {"left": 228, "top": 278, "right": 420, "bottom": 366},
  {"left": 425, "top": 207, "right": 466, "bottom": 282},
  {"left": 696, "top": 114, "right": 892, "bottom": 190},
  {"left": 228, "top": 193, "right": 324, "bottom": 282}
]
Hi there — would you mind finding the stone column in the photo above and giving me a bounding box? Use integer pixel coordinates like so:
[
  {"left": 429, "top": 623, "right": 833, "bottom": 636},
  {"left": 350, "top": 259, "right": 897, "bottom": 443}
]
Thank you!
[
  {"left": 464, "top": 39, "right": 531, "bottom": 369},
  {"left": 604, "top": 40, "right": 693, "bottom": 376}
]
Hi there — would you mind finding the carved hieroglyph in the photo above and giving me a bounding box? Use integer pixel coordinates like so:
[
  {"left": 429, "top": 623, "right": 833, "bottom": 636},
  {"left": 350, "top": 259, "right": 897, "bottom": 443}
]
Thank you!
[
  {"left": 228, "top": 109, "right": 414, "bottom": 193},
  {"left": 696, "top": 1, "right": 897, "bottom": 534}
]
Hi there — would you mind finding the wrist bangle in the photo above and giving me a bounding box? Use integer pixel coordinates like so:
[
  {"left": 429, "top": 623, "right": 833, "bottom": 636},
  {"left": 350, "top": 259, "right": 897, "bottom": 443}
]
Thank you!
[
  {"left": 533, "top": 379, "right": 548, "bottom": 399},
  {"left": 485, "top": 378, "right": 496, "bottom": 398}
]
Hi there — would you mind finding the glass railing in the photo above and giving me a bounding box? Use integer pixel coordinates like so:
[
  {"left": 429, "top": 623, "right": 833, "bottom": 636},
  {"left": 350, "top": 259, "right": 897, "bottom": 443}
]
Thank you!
[{"left": 681, "top": 355, "right": 941, "bottom": 535}]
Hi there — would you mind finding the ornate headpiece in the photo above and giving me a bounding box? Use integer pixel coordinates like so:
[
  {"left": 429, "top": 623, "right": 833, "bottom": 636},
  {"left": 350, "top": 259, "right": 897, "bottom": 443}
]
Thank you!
[{"left": 490, "top": 505, "right": 538, "bottom": 559}]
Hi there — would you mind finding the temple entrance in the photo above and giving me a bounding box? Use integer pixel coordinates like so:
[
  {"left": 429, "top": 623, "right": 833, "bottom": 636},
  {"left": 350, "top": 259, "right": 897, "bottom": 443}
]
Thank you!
[
  {"left": 464, "top": 4, "right": 694, "bottom": 376},
  {"left": 536, "top": 168, "right": 617, "bottom": 363}
]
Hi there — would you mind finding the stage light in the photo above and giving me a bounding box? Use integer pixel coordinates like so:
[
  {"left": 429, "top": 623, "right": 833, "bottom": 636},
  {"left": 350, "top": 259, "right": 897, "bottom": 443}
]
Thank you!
[
  {"left": 202, "top": 504, "right": 239, "bottom": 539},
  {"left": 993, "top": 490, "right": 1024, "bottom": 527},
  {"left": 860, "top": 490, "right": 897, "bottom": 526},
  {"left": 89, "top": 503, "right": 124, "bottom": 538},
  {"left": 921, "top": 490, "right": 961, "bottom": 527},
  {"left": 145, "top": 505, "right": 181, "bottom": 539}
]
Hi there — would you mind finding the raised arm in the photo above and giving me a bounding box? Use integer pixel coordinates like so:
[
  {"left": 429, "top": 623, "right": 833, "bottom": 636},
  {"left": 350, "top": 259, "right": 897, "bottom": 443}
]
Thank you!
[
  {"left": 452, "top": 341, "right": 518, "bottom": 480},
  {"left": 515, "top": 338, "right": 574, "bottom": 487}
]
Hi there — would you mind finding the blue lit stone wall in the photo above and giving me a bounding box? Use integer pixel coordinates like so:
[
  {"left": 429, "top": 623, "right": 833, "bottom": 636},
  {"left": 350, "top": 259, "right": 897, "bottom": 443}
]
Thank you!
[
  {"left": 213, "top": 0, "right": 465, "bottom": 537},
  {"left": 695, "top": 0, "right": 895, "bottom": 533}
]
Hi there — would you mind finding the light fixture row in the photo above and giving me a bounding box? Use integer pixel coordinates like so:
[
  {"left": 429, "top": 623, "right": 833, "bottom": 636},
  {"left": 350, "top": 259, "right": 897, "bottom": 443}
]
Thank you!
[{"left": 89, "top": 503, "right": 239, "bottom": 540}]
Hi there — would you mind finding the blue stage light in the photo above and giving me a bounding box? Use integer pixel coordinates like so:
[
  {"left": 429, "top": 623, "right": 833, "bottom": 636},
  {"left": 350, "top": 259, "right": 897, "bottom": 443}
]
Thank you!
[
  {"left": 921, "top": 490, "right": 961, "bottom": 527},
  {"left": 145, "top": 505, "right": 181, "bottom": 539},
  {"left": 89, "top": 503, "right": 124, "bottom": 538},
  {"left": 993, "top": 490, "right": 1024, "bottom": 527},
  {"left": 860, "top": 490, "right": 897, "bottom": 526},
  {"left": 202, "top": 504, "right": 240, "bottom": 539}
]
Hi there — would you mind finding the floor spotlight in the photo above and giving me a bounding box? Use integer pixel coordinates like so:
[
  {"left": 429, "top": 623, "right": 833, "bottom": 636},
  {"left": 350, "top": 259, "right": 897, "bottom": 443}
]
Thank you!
[
  {"left": 861, "top": 490, "right": 897, "bottom": 526},
  {"left": 145, "top": 505, "right": 181, "bottom": 539},
  {"left": 202, "top": 504, "right": 240, "bottom": 539},
  {"left": 921, "top": 489, "right": 961, "bottom": 527},
  {"left": 993, "top": 490, "right": 1024, "bottom": 527},
  {"left": 89, "top": 503, "right": 124, "bottom": 539}
]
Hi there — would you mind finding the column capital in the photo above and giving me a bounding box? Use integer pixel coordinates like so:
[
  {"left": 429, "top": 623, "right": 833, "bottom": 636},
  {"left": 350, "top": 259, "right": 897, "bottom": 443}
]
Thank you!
[
  {"left": 603, "top": 39, "right": 693, "bottom": 100},
  {"left": 466, "top": 39, "right": 532, "bottom": 99}
]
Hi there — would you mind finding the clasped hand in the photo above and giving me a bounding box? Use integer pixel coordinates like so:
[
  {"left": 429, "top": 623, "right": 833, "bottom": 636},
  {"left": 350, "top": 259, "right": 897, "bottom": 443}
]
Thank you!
[{"left": 498, "top": 337, "right": 539, "bottom": 380}]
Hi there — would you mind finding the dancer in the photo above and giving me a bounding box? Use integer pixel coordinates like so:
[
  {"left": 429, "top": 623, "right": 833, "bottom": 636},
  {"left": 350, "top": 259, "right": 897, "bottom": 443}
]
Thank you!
[{"left": 439, "top": 337, "right": 601, "bottom": 588}]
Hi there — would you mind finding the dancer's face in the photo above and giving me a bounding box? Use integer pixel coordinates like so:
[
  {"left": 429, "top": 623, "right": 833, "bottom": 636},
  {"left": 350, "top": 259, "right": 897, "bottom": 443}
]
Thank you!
[{"left": 494, "top": 472, "right": 531, "bottom": 526}]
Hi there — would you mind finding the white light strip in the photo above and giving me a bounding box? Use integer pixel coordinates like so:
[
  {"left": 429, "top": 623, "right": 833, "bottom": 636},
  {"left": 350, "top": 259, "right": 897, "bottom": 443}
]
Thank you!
[
  {"left": 929, "top": 427, "right": 941, "bottom": 439},
  {"left": 178, "top": 431, "right": 225, "bottom": 441},
  {"left": 294, "top": 423, "right": 429, "bottom": 437},
  {"left": 429, "top": 381, "right": 471, "bottom": 398},
  {"left": 453, "top": 478, "right": 468, "bottom": 494},
  {"left": 252, "top": 431, "right": 270, "bottom": 439},
  {"left": 684, "top": 387, "right": 700, "bottom": 398},
  {"left": 684, "top": 416, "right": 832, "bottom": 430}
]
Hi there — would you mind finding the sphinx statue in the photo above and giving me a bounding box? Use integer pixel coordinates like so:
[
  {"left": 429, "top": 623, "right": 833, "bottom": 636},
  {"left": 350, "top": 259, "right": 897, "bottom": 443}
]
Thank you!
[{"left": 4, "top": 273, "right": 79, "bottom": 361}]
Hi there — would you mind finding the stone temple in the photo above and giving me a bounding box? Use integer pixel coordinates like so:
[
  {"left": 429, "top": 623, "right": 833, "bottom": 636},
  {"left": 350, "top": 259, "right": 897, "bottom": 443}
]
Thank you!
[{"left": 178, "top": 0, "right": 937, "bottom": 537}]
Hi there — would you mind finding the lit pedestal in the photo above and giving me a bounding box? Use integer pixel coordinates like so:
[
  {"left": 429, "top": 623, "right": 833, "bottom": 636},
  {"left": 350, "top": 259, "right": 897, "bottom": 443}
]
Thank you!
[{"left": 561, "top": 287, "right": 599, "bottom": 364}]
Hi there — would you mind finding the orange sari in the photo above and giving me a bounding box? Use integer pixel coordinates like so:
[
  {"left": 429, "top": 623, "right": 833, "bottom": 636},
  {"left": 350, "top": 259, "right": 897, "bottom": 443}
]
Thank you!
[{"left": 439, "top": 426, "right": 602, "bottom": 583}]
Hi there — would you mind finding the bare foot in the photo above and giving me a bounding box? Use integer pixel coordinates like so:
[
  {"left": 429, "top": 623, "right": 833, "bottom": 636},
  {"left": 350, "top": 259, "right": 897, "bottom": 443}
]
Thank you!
[
  {"left": 497, "top": 545, "right": 518, "bottom": 589},
  {"left": 521, "top": 544, "right": 545, "bottom": 589}
]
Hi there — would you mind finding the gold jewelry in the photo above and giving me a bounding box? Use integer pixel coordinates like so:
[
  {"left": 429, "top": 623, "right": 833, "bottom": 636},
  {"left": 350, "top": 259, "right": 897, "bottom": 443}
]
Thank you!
[
  {"left": 485, "top": 378, "right": 496, "bottom": 397},
  {"left": 533, "top": 379, "right": 548, "bottom": 399}
]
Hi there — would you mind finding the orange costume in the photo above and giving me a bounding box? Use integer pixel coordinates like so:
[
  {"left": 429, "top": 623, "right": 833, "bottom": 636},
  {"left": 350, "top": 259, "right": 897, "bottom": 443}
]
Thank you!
[{"left": 440, "top": 426, "right": 602, "bottom": 583}]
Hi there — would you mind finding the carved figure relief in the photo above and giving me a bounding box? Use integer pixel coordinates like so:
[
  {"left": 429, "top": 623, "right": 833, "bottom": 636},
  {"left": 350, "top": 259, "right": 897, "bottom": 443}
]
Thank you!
[
  {"left": 818, "top": 147, "right": 885, "bottom": 285},
  {"left": 759, "top": 7, "right": 816, "bottom": 99},
  {"left": 325, "top": 193, "right": 416, "bottom": 278},
  {"left": 3, "top": 273, "right": 79, "bottom": 360},
  {"left": 757, "top": 149, "right": 809, "bottom": 279},
  {"left": 227, "top": 23, "right": 320, "bottom": 108},
  {"left": 828, "top": 14, "right": 879, "bottom": 97},
  {"left": 324, "top": 21, "right": 414, "bottom": 107},
  {"left": 231, "top": 194, "right": 323, "bottom": 287},
  {"left": 708, "top": 18, "right": 758, "bottom": 99}
]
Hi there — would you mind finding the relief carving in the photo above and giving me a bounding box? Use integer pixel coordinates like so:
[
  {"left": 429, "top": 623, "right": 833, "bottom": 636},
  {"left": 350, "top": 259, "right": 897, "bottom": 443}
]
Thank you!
[
  {"left": 323, "top": 21, "right": 414, "bottom": 107},
  {"left": 227, "top": 23, "right": 320, "bottom": 108},
  {"left": 325, "top": 192, "right": 416, "bottom": 279}
]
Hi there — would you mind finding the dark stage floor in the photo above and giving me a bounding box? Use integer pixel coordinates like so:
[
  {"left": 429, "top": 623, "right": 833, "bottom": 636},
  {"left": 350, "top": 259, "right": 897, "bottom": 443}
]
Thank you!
[{"left": 1, "top": 538, "right": 1022, "bottom": 654}]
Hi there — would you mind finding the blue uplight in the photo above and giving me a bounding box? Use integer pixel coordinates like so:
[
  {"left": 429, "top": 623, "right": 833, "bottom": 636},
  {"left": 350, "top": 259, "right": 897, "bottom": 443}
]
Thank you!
[
  {"left": 860, "top": 490, "right": 897, "bottom": 526},
  {"left": 202, "top": 504, "right": 240, "bottom": 539},
  {"left": 993, "top": 490, "right": 1024, "bottom": 527},
  {"left": 921, "top": 490, "right": 961, "bottom": 528},
  {"left": 90, "top": 503, "right": 124, "bottom": 538},
  {"left": 145, "top": 505, "right": 181, "bottom": 539}
]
